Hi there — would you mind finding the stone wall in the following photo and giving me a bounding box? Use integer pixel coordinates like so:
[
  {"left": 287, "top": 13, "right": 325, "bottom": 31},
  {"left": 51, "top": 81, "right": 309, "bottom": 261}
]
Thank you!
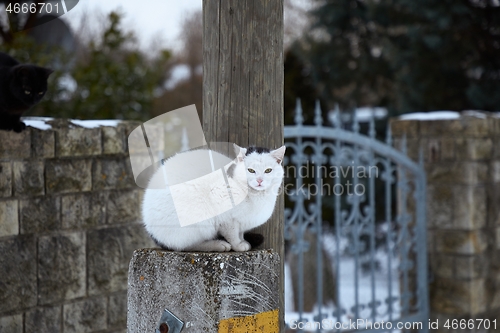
[
  {"left": 391, "top": 112, "right": 500, "bottom": 332},
  {"left": 0, "top": 120, "right": 155, "bottom": 333}
]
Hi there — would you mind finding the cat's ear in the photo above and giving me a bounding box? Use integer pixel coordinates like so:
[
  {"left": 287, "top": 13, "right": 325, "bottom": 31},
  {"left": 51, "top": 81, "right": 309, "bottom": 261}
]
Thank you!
[
  {"left": 233, "top": 143, "right": 247, "bottom": 162},
  {"left": 271, "top": 145, "right": 286, "bottom": 164},
  {"left": 43, "top": 68, "right": 54, "bottom": 78},
  {"left": 14, "top": 66, "right": 29, "bottom": 77}
]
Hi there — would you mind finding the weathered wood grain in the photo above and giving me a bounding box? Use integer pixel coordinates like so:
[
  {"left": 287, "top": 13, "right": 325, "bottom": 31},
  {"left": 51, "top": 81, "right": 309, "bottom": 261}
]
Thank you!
[{"left": 203, "top": 0, "right": 284, "bottom": 329}]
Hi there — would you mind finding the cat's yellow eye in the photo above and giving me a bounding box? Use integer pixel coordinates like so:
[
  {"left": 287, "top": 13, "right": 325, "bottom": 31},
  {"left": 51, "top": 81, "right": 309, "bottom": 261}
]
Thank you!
[
  {"left": 247, "top": 168, "right": 255, "bottom": 173},
  {"left": 38, "top": 92, "right": 43, "bottom": 95},
  {"left": 265, "top": 168, "right": 272, "bottom": 173},
  {"left": 24, "top": 90, "right": 30, "bottom": 95}
]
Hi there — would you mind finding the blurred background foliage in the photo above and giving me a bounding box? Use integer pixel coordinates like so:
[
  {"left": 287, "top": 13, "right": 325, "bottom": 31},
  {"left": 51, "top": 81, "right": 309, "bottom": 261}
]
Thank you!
[
  {"left": 1, "top": 10, "right": 172, "bottom": 121},
  {"left": 285, "top": 0, "right": 500, "bottom": 117},
  {"left": 57, "top": 12, "right": 172, "bottom": 120},
  {"left": 0, "top": 0, "right": 499, "bottom": 122},
  {"left": 0, "top": 4, "right": 185, "bottom": 122}
]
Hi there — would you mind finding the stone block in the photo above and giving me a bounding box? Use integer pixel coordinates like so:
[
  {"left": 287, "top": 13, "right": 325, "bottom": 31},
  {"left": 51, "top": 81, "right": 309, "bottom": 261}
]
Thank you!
[
  {"left": 20, "top": 196, "right": 60, "bottom": 234},
  {"left": 120, "top": 121, "right": 142, "bottom": 151},
  {"left": 454, "top": 254, "right": 488, "bottom": 280},
  {"left": 413, "top": 115, "right": 496, "bottom": 138},
  {"left": 392, "top": 138, "right": 420, "bottom": 160},
  {"left": 429, "top": 254, "right": 454, "bottom": 279},
  {"left": 488, "top": 182, "right": 500, "bottom": 227},
  {"left": 426, "top": 138, "right": 440, "bottom": 163},
  {"left": 121, "top": 121, "right": 142, "bottom": 137},
  {"left": 127, "top": 249, "right": 280, "bottom": 333},
  {"left": 61, "top": 192, "right": 107, "bottom": 229},
  {"left": 492, "top": 161, "right": 500, "bottom": 183},
  {"left": 46, "top": 159, "right": 92, "bottom": 194},
  {"left": 31, "top": 127, "right": 55, "bottom": 158},
  {"left": 453, "top": 186, "right": 486, "bottom": 230},
  {"left": 488, "top": 273, "right": 500, "bottom": 310},
  {"left": 141, "top": 123, "right": 165, "bottom": 152},
  {"left": 0, "top": 235, "right": 37, "bottom": 313},
  {"left": 87, "top": 225, "right": 154, "bottom": 295},
  {"left": 405, "top": 138, "right": 420, "bottom": 161},
  {"left": 494, "top": 142, "right": 500, "bottom": 159},
  {"left": 0, "top": 162, "right": 12, "bottom": 197},
  {"left": 0, "top": 128, "right": 30, "bottom": 159},
  {"left": 92, "top": 157, "right": 135, "bottom": 191},
  {"left": 63, "top": 297, "right": 107, "bottom": 333},
  {"left": 434, "top": 230, "right": 487, "bottom": 255},
  {"left": 490, "top": 115, "right": 500, "bottom": 135},
  {"left": 455, "top": 138, "right": 493, "bottom": 161},
  {"left": 0, "top": 314, "right": 23, "bottom": 333},
  {"left": 497, "top": 227, "right": 500, "bottom": 250},
  {"left": 440, "top": 138, "right": 455, "bottom": 161},
  {"left": 492, "top": 251, "right": 500, "bottom": 271},
  {"left": 0, "top": 200, "right": 18, "bottom": 237},
  {"left": 106, "top": 190, "right": 141, "bottom": 224},
  {"left": 427, "top": 185, "right": 453, "bottom": 229},
  {"left": 25, "top": 305, "right": 62, "bottom": 333},
  {"left": 13, "top": 160, "right": 44, "bottom": 196},
  {"left": 126, "top": 122, "right": 164, "bottom": 155},
  {"left": 390, "top": 119, "right": 419, "bottom": 137},
  {"left": 426, "top": 162, "right": 488, "bottom": 185},
  {"left": 430, "top": 278, "right": 486, "bottom": 315},
  {"left": 102, "top": 126, "right": 125, "bottom": 154},
  {"left": 490, "top": 288, "right": 500, "bottom": 310},
  {"left": 55, "top": 127, "right": 102, "bottom": 157},
  {"left": 108, "top": 291, "right": 127, "bottom": 328},
  {"left": 38, "top": 232, "right": 86, "bottom": 304},
  {"left": 460, "top": 115, "right": 492, "bottom": 137},
  {"left": 419, "top": 119, "right": 464, "bottom": 137}
]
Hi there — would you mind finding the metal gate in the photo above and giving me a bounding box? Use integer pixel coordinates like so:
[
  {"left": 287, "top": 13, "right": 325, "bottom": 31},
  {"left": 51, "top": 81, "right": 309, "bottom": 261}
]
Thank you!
[{"left": 284, "top": 100, "right": 429, "bottom": 332}]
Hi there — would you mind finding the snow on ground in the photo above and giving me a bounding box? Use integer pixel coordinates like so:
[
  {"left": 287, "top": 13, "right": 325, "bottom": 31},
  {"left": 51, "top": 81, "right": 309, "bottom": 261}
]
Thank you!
[{"left": 285, "top": 234, "right": 401, "bottom": 332}]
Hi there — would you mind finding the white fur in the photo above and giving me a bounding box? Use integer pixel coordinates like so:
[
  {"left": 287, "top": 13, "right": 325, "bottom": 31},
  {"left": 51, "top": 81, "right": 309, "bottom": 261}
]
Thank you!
[{"left": 142, "top": 145, "right": 286, "bottom": 251}]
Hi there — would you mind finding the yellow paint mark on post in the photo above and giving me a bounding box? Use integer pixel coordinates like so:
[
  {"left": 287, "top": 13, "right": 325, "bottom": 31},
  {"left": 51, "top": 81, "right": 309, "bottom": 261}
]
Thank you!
[{"left": 218, "top": 309, "right": 279, "bottom": 333}]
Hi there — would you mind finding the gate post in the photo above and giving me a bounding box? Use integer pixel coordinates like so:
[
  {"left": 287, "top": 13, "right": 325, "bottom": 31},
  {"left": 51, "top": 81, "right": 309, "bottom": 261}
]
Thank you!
[{"left": 391, "top": 112, "right": 500, "bottom": 331}]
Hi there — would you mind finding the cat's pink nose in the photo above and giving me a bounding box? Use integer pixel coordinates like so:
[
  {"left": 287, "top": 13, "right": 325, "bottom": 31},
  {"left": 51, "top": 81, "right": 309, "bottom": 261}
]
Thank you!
[{"left": 257, "top": 178, "right": 263, "bottom": 184}]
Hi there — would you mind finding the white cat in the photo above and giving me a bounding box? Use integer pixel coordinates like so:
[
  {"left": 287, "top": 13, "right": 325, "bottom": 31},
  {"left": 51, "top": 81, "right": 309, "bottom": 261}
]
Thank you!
[{"left": 141, "top": 144, "right": 286, "bottom": 252}]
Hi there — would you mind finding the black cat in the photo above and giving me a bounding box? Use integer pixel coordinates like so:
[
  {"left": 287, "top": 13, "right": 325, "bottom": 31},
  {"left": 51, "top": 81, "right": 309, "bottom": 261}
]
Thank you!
[{"left": 0, "top": 53, "right": 53, "bottom": 132}]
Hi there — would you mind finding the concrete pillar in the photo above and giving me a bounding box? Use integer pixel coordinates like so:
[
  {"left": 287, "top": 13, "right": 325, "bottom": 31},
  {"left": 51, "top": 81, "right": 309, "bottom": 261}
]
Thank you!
[
  {"left": 127, "top": 249, "right": 280, "bottom": 332},
  {"left": 391, "top": 112, "right": 500, "bottom": 331}
]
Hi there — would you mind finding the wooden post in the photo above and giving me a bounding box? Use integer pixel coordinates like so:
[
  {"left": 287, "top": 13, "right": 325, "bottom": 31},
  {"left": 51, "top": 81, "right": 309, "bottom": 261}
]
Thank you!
[{"left": 203, "top": 0, "right": 285, "bottom": 330}]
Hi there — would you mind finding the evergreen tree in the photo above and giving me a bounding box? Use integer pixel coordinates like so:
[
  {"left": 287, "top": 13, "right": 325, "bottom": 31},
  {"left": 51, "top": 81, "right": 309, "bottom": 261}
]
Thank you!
[
  {"left": 52, "top": 12, "right": 171, "bottom": 120},
  {"left": 284, "top": 49, "right": 323, "bottom": 125},
  {"left": 1, "top": 9, "right": 172, "bottom": 121},
  {"left": 303, "top": 0, "right": 500, "bottom": 114}
]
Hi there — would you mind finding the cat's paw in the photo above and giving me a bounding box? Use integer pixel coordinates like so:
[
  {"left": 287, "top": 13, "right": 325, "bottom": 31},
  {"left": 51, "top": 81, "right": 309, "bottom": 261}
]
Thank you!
[
  {"left": 13, "top": 121, "right": 26, "bottom": 133},
  {"left": 232, "top": 240, "right": 251, "bottom": 252},
  {"left": 214, "top": 240, "right": 232, "bottom": 252}
]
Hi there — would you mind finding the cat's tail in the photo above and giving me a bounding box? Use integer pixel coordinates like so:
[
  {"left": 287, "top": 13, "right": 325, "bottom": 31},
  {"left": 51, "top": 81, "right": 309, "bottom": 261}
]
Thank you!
[
  {"left": 244, "top": 232, "right": 264, "bottom": 249},
  {"left": 151, "top": 232, "right": 264, "bottom": 251}
]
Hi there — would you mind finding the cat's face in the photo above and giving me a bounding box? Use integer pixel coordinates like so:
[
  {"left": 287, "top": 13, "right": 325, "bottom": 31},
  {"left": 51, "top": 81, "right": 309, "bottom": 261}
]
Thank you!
[
  {"left": 235, "top": 145, "right": 286, "bottom": 192},
  {"left": 9, "top": 65, "right": 53, "bottom": 108}
]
